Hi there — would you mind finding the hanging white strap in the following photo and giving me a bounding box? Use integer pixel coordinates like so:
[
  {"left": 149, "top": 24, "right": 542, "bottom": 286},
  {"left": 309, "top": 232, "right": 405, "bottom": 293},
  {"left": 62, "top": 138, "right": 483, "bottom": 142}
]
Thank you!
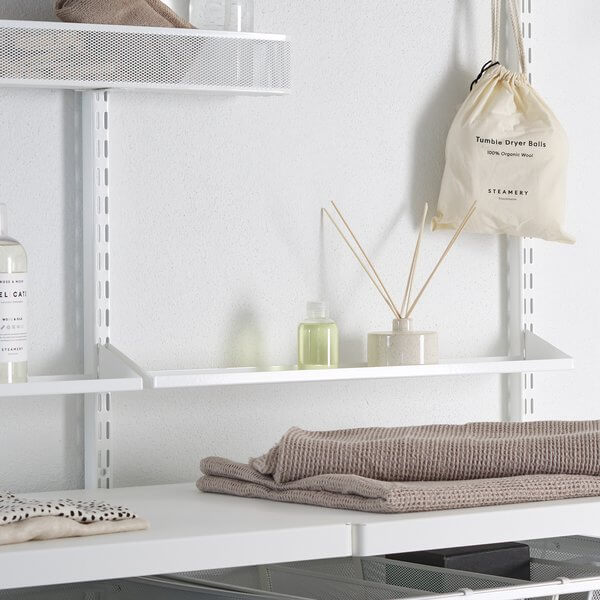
[
  {"left": 508, "top": 0, "right": 528, "bottom": 75},
  {"left": 491, "top": 0, "right": 528, "bottom": 76},
  {"left": 491, "top": 0, "right": 502, "bottom": 65}
]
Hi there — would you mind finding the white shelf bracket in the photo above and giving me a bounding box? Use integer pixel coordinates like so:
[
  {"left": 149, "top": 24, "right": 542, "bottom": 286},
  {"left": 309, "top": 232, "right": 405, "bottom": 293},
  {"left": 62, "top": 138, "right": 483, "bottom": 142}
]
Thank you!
[
  {"left": 507, "top": 0, "right": 535, "bottom": 422},
  {"left": 82, "top": 90, "right": 112, "bottom": 489}
]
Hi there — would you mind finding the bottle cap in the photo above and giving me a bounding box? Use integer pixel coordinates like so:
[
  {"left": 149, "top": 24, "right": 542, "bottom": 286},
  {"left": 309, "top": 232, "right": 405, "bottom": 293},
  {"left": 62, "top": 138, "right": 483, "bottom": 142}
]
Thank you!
[
  {"left": 0, "top": 204, "right": 8, "bottom": 237},
  {"left": 307, "top": 301, "right": 329, "bottom": 319}
]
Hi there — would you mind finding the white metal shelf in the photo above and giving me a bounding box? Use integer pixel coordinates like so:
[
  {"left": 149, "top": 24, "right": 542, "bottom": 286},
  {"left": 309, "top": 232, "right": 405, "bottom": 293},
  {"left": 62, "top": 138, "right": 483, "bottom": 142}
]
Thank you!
[
  {"left": 0, "top": 346, "right": 142, "bottom": 397},
  {"left": 0, "top": 331, "right": 571, "bottom": 397},
  {"left": 113, "top": 331, "right": 573, "bottom": 390},
  {"left": 2, "top": 482, "right": 600, "bottom": 590},
  {"left": 350, "top": 497, "right": 600, "bottom": 557},
  {"left": 0, "top": 20, "right": 290, "bottom": 94},
  {"left": 0, "top": 484, "right": 351, "bottom": 590}
]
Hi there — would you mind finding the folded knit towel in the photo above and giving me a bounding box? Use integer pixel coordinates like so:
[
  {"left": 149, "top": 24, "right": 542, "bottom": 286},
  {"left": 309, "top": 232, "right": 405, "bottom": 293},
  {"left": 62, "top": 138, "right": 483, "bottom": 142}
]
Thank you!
[
  {"left": 199, "top": 456, "right": 600, "bottom": 513},
  {"left": 0, "top": 515, "right": 149, "bottom": 546},
  {"left": 55, "top": 0, "right": 194, "bottom": 28},
  {"left": 251, "top": 422, "right": 600, "bottom": 484}
]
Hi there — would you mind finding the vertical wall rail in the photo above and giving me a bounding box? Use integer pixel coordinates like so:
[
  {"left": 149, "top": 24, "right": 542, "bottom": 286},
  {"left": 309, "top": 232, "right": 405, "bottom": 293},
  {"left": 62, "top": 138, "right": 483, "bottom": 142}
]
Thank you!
[
  {"left": 82, "top": 90, "right": 112, "bottom": 489},
  {"left": 508, "top": 237, "right": 535, "bottom": 421},
  {"left": 507, "top": 0, "right": 535, "bottom": 422}
]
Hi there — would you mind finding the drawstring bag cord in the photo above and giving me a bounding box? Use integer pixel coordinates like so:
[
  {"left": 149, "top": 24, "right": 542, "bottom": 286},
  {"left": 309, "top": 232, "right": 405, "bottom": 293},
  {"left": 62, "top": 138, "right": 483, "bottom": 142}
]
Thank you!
[
  {"left": 471, "top": 0, "right": 527, "bottom": 91},
  {"left": 470, "top": 60, "right": 500, "bottom": 91}
]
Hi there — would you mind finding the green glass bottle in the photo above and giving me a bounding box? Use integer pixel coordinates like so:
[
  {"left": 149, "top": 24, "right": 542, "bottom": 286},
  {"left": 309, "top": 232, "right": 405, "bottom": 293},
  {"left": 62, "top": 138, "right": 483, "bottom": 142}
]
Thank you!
[{"left": 298, "top": 301, "right": 339, "bottom": 370}]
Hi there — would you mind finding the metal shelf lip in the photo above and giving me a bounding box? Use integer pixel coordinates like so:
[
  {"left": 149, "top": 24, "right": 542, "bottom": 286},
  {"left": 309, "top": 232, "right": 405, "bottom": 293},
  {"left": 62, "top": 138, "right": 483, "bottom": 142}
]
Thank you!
[
  {"left": 0, "top": 374, "right": 141, "bottom": 398},
  {"left": 0, "top": 19, "right": 291, "bottom": 94},
  {"left": 0, "top": 80, "right": 290, "bottom": 95},
  {"left": 121, "top": 332, "right": 573, "bottom": 390},
  {"left": 0, "top": 19, "right": 288, "bottom": 40}
]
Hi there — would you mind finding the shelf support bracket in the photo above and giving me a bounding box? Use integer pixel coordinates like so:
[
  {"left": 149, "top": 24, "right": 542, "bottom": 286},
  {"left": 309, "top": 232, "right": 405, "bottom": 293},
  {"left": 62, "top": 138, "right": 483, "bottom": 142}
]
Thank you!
[{"left": 82, "top": 90, "right": 112, "bottom": 489}]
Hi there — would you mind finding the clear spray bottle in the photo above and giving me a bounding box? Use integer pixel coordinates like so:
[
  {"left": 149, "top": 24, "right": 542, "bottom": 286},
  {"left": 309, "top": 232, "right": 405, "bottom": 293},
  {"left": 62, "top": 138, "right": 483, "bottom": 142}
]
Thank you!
[{"left": 0, "top": 204, "right": 27, "bottom": 383}]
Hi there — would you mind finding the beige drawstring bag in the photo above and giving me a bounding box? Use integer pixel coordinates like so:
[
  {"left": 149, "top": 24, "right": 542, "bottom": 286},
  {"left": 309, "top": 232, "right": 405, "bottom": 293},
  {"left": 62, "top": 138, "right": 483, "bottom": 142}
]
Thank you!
[{"left": 433, "top": 0, "right": 573, "bottom": 243}]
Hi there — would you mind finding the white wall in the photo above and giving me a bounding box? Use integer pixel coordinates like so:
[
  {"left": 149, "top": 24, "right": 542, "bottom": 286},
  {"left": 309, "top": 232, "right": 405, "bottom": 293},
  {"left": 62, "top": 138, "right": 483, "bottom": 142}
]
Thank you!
[{"left": 0, "top": 1, "right": 592, "bottom": 492}]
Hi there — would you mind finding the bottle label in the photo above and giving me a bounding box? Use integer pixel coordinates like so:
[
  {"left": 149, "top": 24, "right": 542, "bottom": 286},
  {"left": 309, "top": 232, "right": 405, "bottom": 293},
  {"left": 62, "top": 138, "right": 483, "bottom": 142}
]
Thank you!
[{"left": 0, "top": 273, "right": 27, "bottom": 363}]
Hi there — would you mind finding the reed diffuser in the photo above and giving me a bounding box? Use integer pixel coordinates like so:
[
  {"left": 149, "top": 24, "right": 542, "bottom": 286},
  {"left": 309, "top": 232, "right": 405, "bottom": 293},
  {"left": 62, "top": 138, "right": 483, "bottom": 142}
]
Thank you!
[{"left": 324, "top": 200, "right": 476, "bottom": 366}]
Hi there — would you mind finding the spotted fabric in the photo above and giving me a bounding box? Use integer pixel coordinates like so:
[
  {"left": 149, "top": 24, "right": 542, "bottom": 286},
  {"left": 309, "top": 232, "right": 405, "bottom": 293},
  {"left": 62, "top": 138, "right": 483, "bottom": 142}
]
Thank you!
[{"left": 0, "top": 491, "right": 139, "bottom": 526}]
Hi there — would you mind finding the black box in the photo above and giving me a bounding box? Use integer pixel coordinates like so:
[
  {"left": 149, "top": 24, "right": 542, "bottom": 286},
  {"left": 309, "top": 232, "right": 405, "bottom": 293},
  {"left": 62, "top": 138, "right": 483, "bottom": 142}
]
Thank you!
[{"left": 386, "top": 542, "right": 530, "bottom": 581}]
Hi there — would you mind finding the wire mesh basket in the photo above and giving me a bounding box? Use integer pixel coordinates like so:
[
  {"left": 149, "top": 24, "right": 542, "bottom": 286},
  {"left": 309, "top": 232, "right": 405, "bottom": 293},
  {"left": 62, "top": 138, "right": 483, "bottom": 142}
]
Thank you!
[
  {"left": 281, "top": 540, "right": 600, "bottom": 600},
  {"left": 170, "top": 541, "right": 600, "bottom": 600},
  {"left": 528, "top": 537, "right": 600, "bottom": 566},
  {"left": 523, "top": 537, "right": 600, "bottom": 600},
  {"left": 278, "top": 556, "right": 524, "bottom": 594},
  {"left": 171, "top": 556, "right": 529, "bottom": 599},
  {"left": 0, "top": 577, "right": 300, "bottom": 600},
  {"left": 172, "top": 564, "right": 431, "bottom": 600}
]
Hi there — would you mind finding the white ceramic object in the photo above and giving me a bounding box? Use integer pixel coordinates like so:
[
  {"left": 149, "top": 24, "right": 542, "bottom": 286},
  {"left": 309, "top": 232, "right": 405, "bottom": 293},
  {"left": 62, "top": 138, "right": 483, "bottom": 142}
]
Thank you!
[{"left": 367, "top": 318, "right": 438, "bottom": 366}]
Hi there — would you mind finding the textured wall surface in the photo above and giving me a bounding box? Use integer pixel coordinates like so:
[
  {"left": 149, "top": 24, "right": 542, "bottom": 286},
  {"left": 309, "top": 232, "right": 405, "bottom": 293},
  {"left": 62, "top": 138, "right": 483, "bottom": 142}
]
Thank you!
[{"left": 0, "top": 1, "right": 589, "bottom": 492}]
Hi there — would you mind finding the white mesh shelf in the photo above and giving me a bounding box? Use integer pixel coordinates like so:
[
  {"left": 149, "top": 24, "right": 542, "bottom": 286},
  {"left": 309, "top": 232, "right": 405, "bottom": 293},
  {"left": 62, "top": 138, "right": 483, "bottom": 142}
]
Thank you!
[{"left": 0, "top": 20, "right": 290, "bottom": 94}]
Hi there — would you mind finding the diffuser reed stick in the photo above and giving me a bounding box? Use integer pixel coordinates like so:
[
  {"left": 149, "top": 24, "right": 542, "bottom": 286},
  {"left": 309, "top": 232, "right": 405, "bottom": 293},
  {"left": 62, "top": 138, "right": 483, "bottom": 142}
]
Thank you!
[
  {"left": 324, "top": 200, "right": 475, "bottom": 324},
  {"left": 330, "top": 201, "right": 401, "bottom": 318},
  {"left": 322, "top": 208, "right": 401, "bottom": 319},
  {"left": 406, "top": 201, "right": 477, "bottom": 318},
  {"left": 400, "top": 202, "right": 428, "bottom": 318}
]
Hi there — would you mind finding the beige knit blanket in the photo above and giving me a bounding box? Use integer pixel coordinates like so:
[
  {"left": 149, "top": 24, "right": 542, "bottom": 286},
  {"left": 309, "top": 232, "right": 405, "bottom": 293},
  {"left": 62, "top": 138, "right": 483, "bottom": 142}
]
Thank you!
[
  {"left": 198, "top": 456, "right": 600, "bottom": 513},
  {"left": 197, "top": 421, "right": 600, "bottom": 513},
  {"left": 252, "top": 422, "right": 600, "bottom": 483}
]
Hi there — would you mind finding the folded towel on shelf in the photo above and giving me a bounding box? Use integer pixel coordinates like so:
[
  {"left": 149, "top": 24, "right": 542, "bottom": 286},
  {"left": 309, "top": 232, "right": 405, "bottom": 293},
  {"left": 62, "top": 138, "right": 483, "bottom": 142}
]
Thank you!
[
  {"left": 197, "top": 421, "right": 600, "bottom": 513},
  {"left": 55, "top": 0, "right": 194, "bottom": 28},
  {"left": 0, "top": 515, "right": 149, "bottom": 546},
  {"left": 251, "top": 422, "right": 600, "bottom": 483},
  {"left": 0, "top": 491, "right": 148, "bottom": 545},
  {"left": 199, "top": 456, "right": 600, "bottom": 514}
]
